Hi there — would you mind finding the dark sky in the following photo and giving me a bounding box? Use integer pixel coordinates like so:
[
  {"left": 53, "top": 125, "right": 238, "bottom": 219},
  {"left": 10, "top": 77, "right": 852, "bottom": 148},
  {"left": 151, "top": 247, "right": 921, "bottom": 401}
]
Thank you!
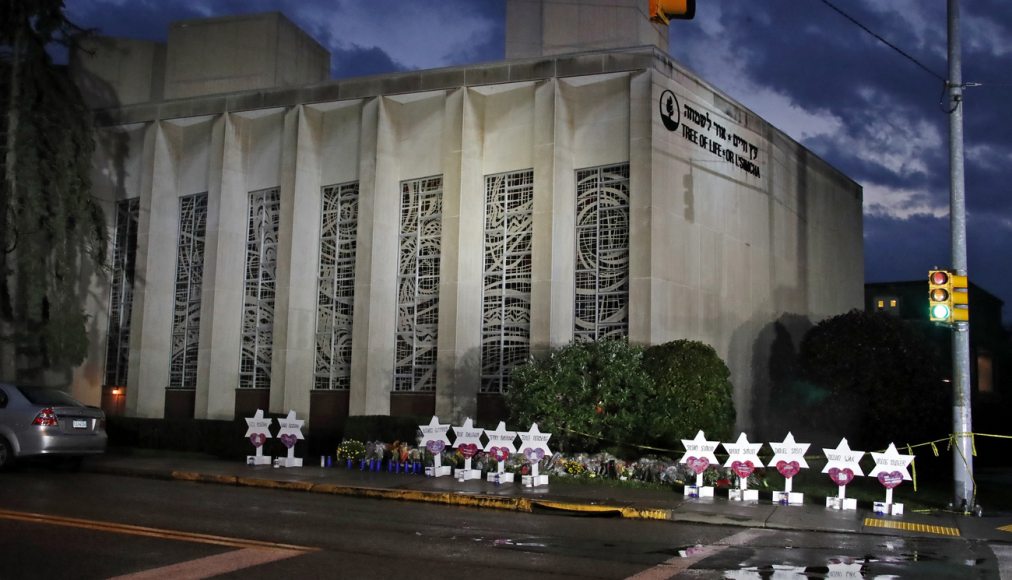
[{"left": 65, "top": 0, "right": 1012, "bottom": 323}]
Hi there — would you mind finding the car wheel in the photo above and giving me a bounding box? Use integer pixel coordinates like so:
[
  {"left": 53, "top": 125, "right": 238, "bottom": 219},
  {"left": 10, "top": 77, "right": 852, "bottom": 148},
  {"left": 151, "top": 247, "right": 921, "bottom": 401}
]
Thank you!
[{"left": 0, "top": 436, "right": 13, "bottom": 471}]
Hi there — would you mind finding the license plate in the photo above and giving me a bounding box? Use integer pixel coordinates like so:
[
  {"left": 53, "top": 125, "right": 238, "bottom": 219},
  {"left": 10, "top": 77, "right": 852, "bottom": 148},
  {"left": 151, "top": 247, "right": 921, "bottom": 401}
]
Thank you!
[{"left": 73, "top": 419, "right": 88, "bottom": 429}]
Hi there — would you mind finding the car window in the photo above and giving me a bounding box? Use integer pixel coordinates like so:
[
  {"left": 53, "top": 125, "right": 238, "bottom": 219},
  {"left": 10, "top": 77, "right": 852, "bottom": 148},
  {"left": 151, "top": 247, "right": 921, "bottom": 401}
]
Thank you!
[{"left": 16, "top": 386, "right": 84, "bottom": 407}]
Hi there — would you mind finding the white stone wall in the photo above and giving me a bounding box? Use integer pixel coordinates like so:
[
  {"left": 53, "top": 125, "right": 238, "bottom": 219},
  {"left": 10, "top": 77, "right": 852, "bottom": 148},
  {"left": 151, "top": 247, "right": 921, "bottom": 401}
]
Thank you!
[{"left": 77, "top": 66, "right": 861, "bottom": 429}]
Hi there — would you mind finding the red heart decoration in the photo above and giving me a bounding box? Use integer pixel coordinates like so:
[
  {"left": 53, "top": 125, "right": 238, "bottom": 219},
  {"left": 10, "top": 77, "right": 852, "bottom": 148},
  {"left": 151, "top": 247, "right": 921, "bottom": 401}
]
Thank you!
[
  {"left": 776, "top": 460, "right": 800, "bottom": 479},
  {"left": 490, "top": 447, "right": 510, "bottom": 462},
  {"left": 877, "top": 471, "right": 904, "bottom": 489},
  {"left": 279, "top": 433, "right": 298, "bottom": 449},
  {"left": 731, "top": 460, "right": 755, "bottom": 479},
  {"left": 829, "top": 467, "right": 855, "bottom": 486},
  {"left": 458, "top": 443, "right": 479, "bottom": 458},
  {"left": 249, "top": 433, "right": 266, "bottom": 448},
  {"left": 685, "top": 456, "right": 710, "bottom": 475}
]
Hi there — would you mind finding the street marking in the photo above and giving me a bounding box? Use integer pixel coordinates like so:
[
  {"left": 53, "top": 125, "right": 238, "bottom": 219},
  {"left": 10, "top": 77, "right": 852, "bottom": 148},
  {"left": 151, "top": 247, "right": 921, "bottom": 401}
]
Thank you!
[
  {"left": 626, "top": 528, "right": 772, "bottom": 579},
  {"left": 0, "top": 508, "right": 316, "bottom": 551},
  {"left": 863, "top": 517, "right": 960, "bottom": 537},
  {"left": 107, "top": 547, "right": 302, "bottom": 580},
  {"left": 997, "top": 524, "right": 1012, "bottom": 533}
]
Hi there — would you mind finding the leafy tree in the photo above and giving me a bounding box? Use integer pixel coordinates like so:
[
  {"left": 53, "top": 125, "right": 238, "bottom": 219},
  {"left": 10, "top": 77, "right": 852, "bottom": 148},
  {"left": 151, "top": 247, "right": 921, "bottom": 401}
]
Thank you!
[
  {"left": 1, "top": 0, "right": 106, "bottom": 373},
  {"left": 798, "top": 310, "right": 948, "bottom": 449},
  {"left": 641, "top": 340, "right": 736, "bottom": 446},
  {"left": 506, "top": 339, "right": 654, "bottom": 453}
]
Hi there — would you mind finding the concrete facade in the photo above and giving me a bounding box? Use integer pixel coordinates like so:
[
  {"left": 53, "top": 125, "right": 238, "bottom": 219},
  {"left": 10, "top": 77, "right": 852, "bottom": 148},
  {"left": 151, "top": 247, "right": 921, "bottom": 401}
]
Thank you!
[{"left": 72, "top": 14, "right": 862, "bottom": 435}]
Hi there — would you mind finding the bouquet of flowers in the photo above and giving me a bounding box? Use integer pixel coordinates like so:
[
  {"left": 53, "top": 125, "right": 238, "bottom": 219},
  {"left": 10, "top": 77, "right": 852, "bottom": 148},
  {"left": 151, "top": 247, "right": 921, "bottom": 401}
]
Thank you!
[{"left": 336, "top": 439, "right": 366, "bottom": 462}]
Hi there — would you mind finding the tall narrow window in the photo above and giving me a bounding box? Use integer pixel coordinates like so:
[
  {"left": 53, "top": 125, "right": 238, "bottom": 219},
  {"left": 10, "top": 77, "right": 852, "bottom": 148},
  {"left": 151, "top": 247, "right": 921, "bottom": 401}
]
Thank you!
[
  {"left": 105, "top": 198, "right": 139, "bottom": 386},
  {"left": 169, "top": 193, "right": 208, "bottom": 389},
  {"left": 481, "top": 169, "right": 534, "bottom": 394},
  {"left": 314, "top": 182, "right": 359, "bottom": 390},
  {"left": 394, "top": 176, "right": 442, "bottom": 392},
  {"left": 239, "top": 187, "right": 280, "bottom": 389},
  {"left": 574, "top": 163, "right": 630, "bottom": 341}
]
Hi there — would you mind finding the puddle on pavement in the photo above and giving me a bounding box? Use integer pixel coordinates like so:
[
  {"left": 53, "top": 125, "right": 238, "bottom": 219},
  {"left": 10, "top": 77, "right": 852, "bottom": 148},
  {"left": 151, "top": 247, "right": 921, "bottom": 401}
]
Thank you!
[{"left": 721, "top": 552, "right": 988, "bottom": 578}]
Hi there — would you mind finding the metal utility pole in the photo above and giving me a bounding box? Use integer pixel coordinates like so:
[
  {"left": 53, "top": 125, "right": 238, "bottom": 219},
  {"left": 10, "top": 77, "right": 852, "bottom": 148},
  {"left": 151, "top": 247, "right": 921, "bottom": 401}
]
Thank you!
[{"left": 947, "top": 0, "right": 974, "bottom": 511}]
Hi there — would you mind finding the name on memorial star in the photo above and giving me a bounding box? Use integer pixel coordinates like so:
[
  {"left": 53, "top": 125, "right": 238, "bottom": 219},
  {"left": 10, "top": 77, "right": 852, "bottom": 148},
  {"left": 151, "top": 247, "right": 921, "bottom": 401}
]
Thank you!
[
  {"left": 250, "top": 421, "right": 271, "bottom": 429},
  {"left": 827, "top": 453, "right": 860, "bottom": 461},
  {"left": 459, "top": 430, "right": 483, "bottom": 439},
  {"left": 523, "top": 435, "right": 550, "bottom": 442}
]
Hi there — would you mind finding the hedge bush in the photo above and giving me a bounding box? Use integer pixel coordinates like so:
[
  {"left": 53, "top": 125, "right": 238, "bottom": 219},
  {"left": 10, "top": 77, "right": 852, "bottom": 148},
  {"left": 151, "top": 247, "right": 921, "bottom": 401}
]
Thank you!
[
  {"left": 506, "top": 338, "right": 736, "bottom": 456},
  {"left": 641, "top": 340, "right": 736, "bottom": 447}
]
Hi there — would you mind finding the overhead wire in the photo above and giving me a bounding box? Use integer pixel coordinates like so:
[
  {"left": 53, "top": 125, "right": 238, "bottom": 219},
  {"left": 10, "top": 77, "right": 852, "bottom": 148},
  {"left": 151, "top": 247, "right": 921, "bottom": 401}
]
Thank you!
[{"left": 818, "top": 0, "right": 946, "bottom": 82}]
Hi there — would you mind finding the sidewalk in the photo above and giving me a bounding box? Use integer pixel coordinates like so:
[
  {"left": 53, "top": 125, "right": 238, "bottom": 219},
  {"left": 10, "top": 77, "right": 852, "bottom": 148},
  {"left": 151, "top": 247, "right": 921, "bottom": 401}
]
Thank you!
[{"left": 82, "top": 450, "right": 1012, "bottom": 543}]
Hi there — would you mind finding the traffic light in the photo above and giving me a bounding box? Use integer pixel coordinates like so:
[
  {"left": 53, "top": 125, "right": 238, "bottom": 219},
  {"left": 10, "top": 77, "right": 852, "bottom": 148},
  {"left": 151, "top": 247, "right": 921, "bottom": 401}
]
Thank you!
[
  {"left": 928, "top": 269, "right": 952, "bottom": 323},
  {"left": 649, "top": 0, "right": 696, "bottom": 23},
  {"left": 928, "top": 269, "right": 970, "bottom": 325},
  {"left": 950, "top": 272, "right": 969, "bottom": 322}
]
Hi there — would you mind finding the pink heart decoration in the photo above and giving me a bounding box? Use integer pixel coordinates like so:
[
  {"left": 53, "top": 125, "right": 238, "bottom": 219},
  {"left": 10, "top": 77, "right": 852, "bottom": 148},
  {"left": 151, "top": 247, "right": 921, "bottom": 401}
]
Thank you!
[
  {"left": 731, "top": 460, "right": 755, "bottom": 479},
  {"left": 279, "top": 434, "right": 298, "bottom": 449},
  {"left": 828, "top": 467, "right": 855, "bottom": 486},
  {"left": 426, "top": 440, "right": 446, "bottom": 454},
  {"left": 877, "top": 471, "right": 904, "bottom": 489},
  {"left": 524, "top": 448, "right": 545, "bottom": 462},
  {"left": 458, "top": 443, "right": 479, "bottom": 458},
  {"left": 490, "top": 447, "right": 510, "bottom": 462},
  {"left": 249, "top": 433, "right": 266, "bottom": 448},
  {"left": 685, "top": 456, "right": 710, "bottom": 475},
  {"left": 776, "top": 460, "right": 800, "bottom": 479}
]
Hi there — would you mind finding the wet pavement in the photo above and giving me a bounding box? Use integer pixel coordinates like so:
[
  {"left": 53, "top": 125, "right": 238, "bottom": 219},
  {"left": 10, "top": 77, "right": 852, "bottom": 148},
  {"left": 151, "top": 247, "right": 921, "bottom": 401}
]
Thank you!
[{"left": 79, "top": 450, "right": 1012, "bottom": 545}]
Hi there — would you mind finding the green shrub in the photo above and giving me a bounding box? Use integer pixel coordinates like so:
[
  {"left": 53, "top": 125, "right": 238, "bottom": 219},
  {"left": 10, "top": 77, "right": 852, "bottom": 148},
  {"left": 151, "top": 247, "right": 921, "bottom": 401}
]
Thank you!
[
  {"left": 798, "top": 310, "right": 947, "bottom": 449},
  {"left": 641, "top": 340, "right": 736, "bottom": 447},
  {"left": 505, "top": 339, "right": 655, "bottom": 454}
]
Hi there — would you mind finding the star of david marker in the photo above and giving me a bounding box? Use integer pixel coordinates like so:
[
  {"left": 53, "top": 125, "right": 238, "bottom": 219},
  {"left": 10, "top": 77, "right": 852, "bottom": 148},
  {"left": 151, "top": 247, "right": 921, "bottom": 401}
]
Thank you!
[
  {"left": 870, "top": 442, "right": 914, "bottom": 512},
  {"left": 244, "top": 409, "right": 273, "bottom": 466},
  {"left": 483, "top": 421, "right": 517, "bottom": 483},
  {"left": 822, "top": 438, "right": 865, "bottom": 509},
  {"left": 517, "top": 423, "right": 552, "bottom": 487},
  {"left": 419, "top": 416, "right": 452, "bottom": 477},
  {"left": 275, "top": 410, "right": 305, "bottom": 467},
  {"left": 679, "top": 430, "right": 720, "bottom": 494},
  {"left": 768, "top": 432, "right": 810, "bottom": 500},
  {"left": 451, "top": 417, "right": 484, "bottom": 481},
  {"left": 722, "top": 432, "right": 764, "bottom": 500}
]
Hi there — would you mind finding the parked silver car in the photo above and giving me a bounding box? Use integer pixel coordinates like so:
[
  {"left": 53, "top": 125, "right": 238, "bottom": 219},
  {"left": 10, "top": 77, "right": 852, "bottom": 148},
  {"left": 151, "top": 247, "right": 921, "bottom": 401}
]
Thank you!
[{"left": 0, "top": 383, "right": 107, "bottom": 469}]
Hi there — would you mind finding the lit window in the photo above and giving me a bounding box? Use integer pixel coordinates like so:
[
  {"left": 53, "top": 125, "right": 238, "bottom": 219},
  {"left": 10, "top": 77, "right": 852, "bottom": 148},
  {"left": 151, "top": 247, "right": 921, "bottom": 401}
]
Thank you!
[
  {"left": 877, "top": 300, "right": 884, "bottom": 309},
  {"left": 978, "top": 354, "right": 993, "bottom": 393},
  {"left": 890, "top": 299, "right": 897, "bottom": 307}
]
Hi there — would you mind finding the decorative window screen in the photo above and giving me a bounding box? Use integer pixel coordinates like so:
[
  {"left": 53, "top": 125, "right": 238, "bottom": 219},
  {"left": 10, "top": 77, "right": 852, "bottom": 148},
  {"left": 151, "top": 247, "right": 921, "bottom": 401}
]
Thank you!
[
  {"left": 169, "top": 193, "right": 208, "bottom": 389},
  {"left": 394, "top": 176, "right": 442, "bottom": 392},
  {"left": 480, "top": 169, "right": 534, "bottom": 394},
  {"left": 104, "top": 198, "right": 139, "bottom": 386},
  {"left": 314, "top": 182, "right": 359, "bottom": 390},
  {"left": 239, "top": 188, "right": 280, "bottom": 389},
  {"left": 574, "top": 163, "right": 630, "bottom": 341}
]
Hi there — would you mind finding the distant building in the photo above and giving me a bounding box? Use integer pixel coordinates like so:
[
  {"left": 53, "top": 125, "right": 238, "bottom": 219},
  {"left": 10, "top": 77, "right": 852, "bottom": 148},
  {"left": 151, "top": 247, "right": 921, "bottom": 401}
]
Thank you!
[
  {"left": 69, "top": 2, "right": 863, "bottom": 435},
  {"left": 865, "top": 280, "right": 1007, "bottom": 397}
]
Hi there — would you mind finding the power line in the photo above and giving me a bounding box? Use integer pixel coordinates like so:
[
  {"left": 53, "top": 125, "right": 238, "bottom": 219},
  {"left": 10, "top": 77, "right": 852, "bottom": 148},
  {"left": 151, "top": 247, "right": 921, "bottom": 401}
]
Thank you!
[{"left": 820, "top": 0, "right": 946, "bottom": 82}]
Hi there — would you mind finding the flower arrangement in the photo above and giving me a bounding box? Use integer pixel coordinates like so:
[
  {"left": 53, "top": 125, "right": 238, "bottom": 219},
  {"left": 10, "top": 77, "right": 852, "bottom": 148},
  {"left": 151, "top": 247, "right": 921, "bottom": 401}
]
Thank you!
[{"left": 336, "top": 439, "right": 366, "bottom": 462}]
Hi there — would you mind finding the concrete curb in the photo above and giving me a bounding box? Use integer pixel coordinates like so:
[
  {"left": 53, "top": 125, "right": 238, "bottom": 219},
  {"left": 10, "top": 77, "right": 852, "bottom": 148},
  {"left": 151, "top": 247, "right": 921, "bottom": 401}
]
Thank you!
[{"left": 162, "top": 467, "right": 674, "bottom": 521}]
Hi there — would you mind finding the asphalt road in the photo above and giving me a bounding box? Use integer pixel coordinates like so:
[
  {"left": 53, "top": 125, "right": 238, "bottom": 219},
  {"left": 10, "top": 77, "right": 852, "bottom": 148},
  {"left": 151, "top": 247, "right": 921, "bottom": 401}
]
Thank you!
[{"left": 0, "top": 464, "right": 1004, "bottom": 579}]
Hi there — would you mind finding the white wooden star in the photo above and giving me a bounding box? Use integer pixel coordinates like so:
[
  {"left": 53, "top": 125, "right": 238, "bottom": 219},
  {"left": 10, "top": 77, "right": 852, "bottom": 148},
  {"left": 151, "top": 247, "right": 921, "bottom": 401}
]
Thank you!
[
  {"left": 517, "top": 423, "right": 552, "bottom": 461},
  {"left": 722, "top": 432, "right": 765, "bottom": 468},
  {"left": 483, "top": 421, "right": 518, "bottom": 454},
  {"left": 869, "top": 443, "right": 914, "bottom": 481},
  {"left": 418, "top": 416, "right": 451, "bottom": 448},
  {"left": 768, "top": 432, "right": 810, "bottom": 469},
  {"left": 244, "top": 409, "right": 273, "bottom": 439},
  {"left": 451, "top": 417, "right": 484, "bottom": 449},
  {"left": 822, "top": 438, "right": 865, "bottom": 476},
  {"left": 679, "top": 430, "right": 721, "bottom": 468},
  {"left": 276, "top": 410, "right": 305, "bottom": 440}
]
